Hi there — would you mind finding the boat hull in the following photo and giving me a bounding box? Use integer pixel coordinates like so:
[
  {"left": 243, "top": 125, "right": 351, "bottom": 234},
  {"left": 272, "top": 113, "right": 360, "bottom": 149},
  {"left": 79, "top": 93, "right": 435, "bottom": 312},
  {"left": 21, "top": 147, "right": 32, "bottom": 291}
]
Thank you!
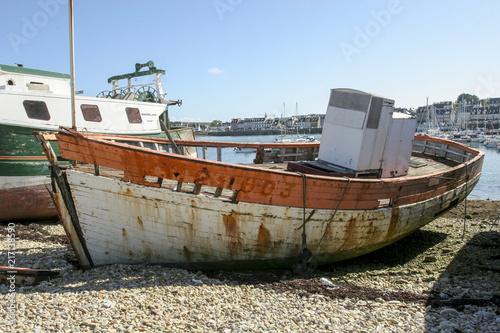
[
  {"left": 0, "top": 123, "right": 65, "bottom": 221},
  {"left": 56, "top": 169, "right": 479, "bottom": 269},
  {"left": 0, "top": 176, "right": 56, "bottom": 222},
  {"left": 38, "top": 128, "right": 483, "bottom": 269}
]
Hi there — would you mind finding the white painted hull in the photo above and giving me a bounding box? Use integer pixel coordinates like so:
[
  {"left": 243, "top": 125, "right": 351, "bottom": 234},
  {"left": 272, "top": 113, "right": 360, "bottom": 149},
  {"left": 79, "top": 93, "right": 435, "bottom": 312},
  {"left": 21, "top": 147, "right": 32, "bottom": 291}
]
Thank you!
[
  {"left": 59, "top": 169, "right": 479, "bottom": 268},
  {"left": 0, "top": 90, "right": 167, "bottom": 135}
]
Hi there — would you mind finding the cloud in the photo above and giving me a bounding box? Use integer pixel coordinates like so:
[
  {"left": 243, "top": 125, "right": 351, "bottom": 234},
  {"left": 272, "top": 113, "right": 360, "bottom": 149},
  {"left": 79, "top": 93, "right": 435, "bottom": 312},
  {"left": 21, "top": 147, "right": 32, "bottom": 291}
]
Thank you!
[{"left": 207, "top": 67, "right": 225, "bottom": 74}]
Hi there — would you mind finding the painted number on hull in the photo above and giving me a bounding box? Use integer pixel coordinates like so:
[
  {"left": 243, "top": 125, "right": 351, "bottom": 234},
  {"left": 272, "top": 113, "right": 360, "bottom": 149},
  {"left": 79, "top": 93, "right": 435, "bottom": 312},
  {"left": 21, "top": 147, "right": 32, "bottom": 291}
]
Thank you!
[{"left": 279, "top": 183, "right": 296, "bottom": 199}]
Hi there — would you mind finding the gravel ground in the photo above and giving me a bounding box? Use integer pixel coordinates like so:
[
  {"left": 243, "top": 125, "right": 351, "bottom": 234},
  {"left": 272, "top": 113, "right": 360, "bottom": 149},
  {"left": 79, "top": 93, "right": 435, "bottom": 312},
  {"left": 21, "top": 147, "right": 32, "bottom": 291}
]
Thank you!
[{"left": 0, "top": 200, "right": 499, "bottom": 332}]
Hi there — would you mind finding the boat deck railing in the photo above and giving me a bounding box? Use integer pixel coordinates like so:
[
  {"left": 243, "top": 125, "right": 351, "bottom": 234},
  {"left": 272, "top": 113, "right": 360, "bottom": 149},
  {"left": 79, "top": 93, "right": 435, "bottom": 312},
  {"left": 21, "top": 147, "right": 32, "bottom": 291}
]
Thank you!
[
  {"left": 413, "top": 134, "right": 479, "bottom": 164},
  {"left": 116, "top": 137, "right": 321, "bottom": 164},
  {"left": 39, "top": 131, "right": 480, "bottom": 166}
]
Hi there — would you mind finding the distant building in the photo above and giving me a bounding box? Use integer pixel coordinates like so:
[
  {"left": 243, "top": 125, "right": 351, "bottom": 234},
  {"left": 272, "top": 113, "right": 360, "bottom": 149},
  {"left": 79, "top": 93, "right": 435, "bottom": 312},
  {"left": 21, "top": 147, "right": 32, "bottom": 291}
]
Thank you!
[
  {"left": 309, "top": 115, "right": 320, "bottom": 128},
  {"left": 231, "top": 118, "right": 241, "bottom": 131},
  {"left": 487, "top": 97, "right": 500, "bottom": 106}
]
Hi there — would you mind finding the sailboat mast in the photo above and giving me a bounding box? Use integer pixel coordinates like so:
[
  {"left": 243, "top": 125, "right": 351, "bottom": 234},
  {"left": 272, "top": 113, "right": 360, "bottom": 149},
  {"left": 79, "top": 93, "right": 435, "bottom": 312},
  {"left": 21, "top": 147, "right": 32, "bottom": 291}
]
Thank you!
[
  {"left": 426, "top": 97, "right": 430, "bottom": 132},
  {"left": 296, "top": 102, "right": 299, "bottom": 138},
  {"left": 68, "top": 0, "right": 77, "bottom": 130},
  {"left": 283, "top": 102, "right": 287, "bottom": 138},
  {"left": 484, "top": 102, "right": 487, "bottom": 129}
]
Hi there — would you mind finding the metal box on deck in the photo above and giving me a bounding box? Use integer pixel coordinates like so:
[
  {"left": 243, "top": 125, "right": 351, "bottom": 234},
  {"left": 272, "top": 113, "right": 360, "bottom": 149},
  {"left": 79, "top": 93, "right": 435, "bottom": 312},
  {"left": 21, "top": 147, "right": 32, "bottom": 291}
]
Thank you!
[{"left": 318, "top": 89, "right": 417, "bottom": 178}]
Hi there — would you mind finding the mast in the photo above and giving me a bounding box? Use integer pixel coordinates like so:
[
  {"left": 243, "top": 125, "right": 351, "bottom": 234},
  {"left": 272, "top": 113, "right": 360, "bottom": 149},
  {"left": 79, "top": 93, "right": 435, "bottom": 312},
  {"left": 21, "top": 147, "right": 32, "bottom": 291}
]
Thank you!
[
  {"left": 476, "top": 104, "right": 479, "bottom": 130},
  {"left": 68, "top": 0, "right": 76, "bottom": 130},
  {"left": 484, "top": 102, "right": 487, "bottom": 129},
  {"left": 283, "top": 102, "right": 287, "bottom": 139},
  {"left": 296, "top": 102, "right": 299, "bottom": 138},
  {"left": 426, "top": 97, "right": 430, "bottom": 133}
]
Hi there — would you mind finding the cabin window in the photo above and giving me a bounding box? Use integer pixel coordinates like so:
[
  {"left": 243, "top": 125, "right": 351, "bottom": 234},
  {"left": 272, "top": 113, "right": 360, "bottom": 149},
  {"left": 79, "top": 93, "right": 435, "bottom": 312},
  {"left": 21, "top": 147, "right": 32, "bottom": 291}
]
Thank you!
[
  {"left": 126, "top": 107, "right": 142, "bottom": 123},
  {"left": 81, "top": 104, "right": 102, "bottom": 122},
  {"left": 7, "top": 79, "right": 14, "bottom": 85},
  {"left": 23, "top": 100, "right": 50, "bottom": 120}
]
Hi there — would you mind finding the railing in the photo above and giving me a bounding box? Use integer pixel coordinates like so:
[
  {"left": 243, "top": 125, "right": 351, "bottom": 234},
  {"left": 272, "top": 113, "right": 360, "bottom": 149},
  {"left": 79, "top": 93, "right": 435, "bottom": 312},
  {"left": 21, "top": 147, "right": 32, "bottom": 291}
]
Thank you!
[
  {"left": 106, "top": 135, "right": 479, "bottom": 165},
  {"left": 116, "top": 138, "right": 320, "bottom": 164}
]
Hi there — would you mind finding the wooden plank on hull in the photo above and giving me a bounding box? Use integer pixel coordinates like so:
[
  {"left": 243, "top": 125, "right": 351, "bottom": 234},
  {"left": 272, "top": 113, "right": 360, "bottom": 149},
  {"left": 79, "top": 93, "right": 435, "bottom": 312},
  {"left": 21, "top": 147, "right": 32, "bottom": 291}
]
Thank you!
[
  {"left": 52, "top": 181, "right": 92, "bottom": 269},
  {"left": 0, "top": 266, "right": 60, "bottom": 286}
]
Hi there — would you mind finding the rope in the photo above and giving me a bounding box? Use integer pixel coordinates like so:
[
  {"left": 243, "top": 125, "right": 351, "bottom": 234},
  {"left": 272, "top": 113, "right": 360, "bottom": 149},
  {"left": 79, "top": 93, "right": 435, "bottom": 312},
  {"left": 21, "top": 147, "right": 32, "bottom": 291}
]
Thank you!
[
  {"left": 293, "top": 172, "right": 313, "bottom": 275},
  {"left": 462, "top": 163, "right": 469, "bottom": 240},
  {"left": 295, "top": 172, "right": 308, "bottom": 251},
  {"left": 293, "top": 173, "right": 350, "bottom": 274},
  {"left": 490, "top": 212, "right": 500, "bottom": 232},
  {"left": 309, "top": 176, "right": 351, "bottom": 262}
]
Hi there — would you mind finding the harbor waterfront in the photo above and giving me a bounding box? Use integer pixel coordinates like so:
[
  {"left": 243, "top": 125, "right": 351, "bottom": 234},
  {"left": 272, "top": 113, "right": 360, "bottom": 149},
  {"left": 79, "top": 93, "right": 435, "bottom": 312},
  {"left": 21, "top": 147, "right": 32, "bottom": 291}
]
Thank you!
[
  {"left": 467, "top": 142, "right": 500, "bottom": 200},
  {"left": 200, "top": 134, "right": 500, "bottom": 201}
]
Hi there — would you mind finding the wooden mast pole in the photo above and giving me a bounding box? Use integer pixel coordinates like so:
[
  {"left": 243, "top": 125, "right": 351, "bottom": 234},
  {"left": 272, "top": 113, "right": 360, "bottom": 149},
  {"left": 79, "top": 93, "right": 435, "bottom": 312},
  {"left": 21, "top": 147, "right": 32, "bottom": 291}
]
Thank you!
[{"left": 69, "top": 0, "right": 76, "bottom": 130}]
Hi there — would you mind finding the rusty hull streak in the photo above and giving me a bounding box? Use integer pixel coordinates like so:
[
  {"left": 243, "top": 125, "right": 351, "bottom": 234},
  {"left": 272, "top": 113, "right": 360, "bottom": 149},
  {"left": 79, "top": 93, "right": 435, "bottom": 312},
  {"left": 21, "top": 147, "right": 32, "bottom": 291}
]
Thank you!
[
  {"left": 385, "top": 207, "right": 400, "bottom": 241},
  {"left": 342, "top": 216, "right": 359, "bottom": 250},
  {"left": 137, "top": 216, "right": 144, "bottom": 230},
  {"left": 257, "top": 223, "right": 272, "bottom": 245},
  {"left": 144, "top": 244, "right": 153, "bottom": 261},
  {"left": 222, "top": 212, "right": 239, "bottom": 237},
  {"left": 183, "top": 246, "right": 191, "bottom": 261},
  {"left": 222, "top": 211, "right": 244, "bottom": 255}
]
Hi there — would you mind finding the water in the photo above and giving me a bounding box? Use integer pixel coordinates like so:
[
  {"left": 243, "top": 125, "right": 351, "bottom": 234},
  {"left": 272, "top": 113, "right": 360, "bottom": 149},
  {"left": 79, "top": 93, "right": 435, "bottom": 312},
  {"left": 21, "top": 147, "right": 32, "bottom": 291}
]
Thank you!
[
  {"left": 467, "top": 143, "right": 500, "bottom": 200},
  {"left": 199, "top": 134, "right": 499, "bottom": 200},
  {"left": 198, "top": 134, "right": 321, "bottom": 164}
]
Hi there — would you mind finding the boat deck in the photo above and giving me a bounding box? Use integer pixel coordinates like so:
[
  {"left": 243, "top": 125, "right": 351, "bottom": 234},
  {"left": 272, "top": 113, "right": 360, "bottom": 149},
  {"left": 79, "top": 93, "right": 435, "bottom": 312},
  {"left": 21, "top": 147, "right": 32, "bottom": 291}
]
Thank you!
[{"left": 407, "top": 154, "right": 460, "bottom": 176}]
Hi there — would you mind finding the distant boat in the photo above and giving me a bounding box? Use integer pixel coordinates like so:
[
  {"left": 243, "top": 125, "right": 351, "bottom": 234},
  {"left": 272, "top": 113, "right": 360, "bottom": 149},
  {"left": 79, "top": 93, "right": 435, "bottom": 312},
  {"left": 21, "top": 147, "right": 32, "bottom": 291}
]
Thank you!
[
  {"left": 234, "top": 147, "right": 257, "bottom": 153},
  {"left": 36, "top": 89, "right": 483, "bottom": 270},
  {"left": 273, "top": 135, "right": 319, "bottom": 143},
  {"left": 273, "top": 102, "right": 320, "bottom": 143},
  {"left": 484, "top": 139, "right": 500, "bottom": 149},
  {"left": 0, "top": 61, "right": 189, "bottom": 222}
]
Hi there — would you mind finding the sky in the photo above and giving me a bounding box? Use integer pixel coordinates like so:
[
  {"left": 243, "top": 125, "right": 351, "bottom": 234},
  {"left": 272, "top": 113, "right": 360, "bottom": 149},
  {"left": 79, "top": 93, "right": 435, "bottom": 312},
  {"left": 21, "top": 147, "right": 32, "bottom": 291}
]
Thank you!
[{"left": 2, "top": 0, "right": 500, "bottom": 122}]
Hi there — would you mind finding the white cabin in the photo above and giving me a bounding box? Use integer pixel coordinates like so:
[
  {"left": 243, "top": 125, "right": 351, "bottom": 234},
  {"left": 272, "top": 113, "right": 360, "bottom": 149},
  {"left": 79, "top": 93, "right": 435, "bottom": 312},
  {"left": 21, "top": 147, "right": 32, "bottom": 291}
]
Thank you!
[{"left": 0, "top": 63, "right": 177, "bottom": 135}]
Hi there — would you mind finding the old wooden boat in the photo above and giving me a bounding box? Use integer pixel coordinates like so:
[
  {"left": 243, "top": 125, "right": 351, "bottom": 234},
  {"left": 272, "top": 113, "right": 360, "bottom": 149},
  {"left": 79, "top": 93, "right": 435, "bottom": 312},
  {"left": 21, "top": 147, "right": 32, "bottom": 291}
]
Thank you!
[
  {"left": 0, "top": 61, "right": 186, "bottom": 222},
  {"left": 36, "top": 89, "right": 484, "bottom": 270}
]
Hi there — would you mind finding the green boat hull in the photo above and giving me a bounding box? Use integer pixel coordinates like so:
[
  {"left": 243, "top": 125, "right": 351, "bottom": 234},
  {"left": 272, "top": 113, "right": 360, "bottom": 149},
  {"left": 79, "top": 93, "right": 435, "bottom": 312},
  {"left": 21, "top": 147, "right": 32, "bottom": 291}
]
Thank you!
[{"left": 0, "top": 123, "right": 194, "bottom": 221}]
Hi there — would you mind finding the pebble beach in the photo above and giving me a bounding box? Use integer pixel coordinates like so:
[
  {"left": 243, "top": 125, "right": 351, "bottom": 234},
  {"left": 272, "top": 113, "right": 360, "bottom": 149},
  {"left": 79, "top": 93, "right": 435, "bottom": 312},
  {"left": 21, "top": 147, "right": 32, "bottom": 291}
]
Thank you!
[{"left": 1, "top": 200, "right": 499, "bottom": 332}]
